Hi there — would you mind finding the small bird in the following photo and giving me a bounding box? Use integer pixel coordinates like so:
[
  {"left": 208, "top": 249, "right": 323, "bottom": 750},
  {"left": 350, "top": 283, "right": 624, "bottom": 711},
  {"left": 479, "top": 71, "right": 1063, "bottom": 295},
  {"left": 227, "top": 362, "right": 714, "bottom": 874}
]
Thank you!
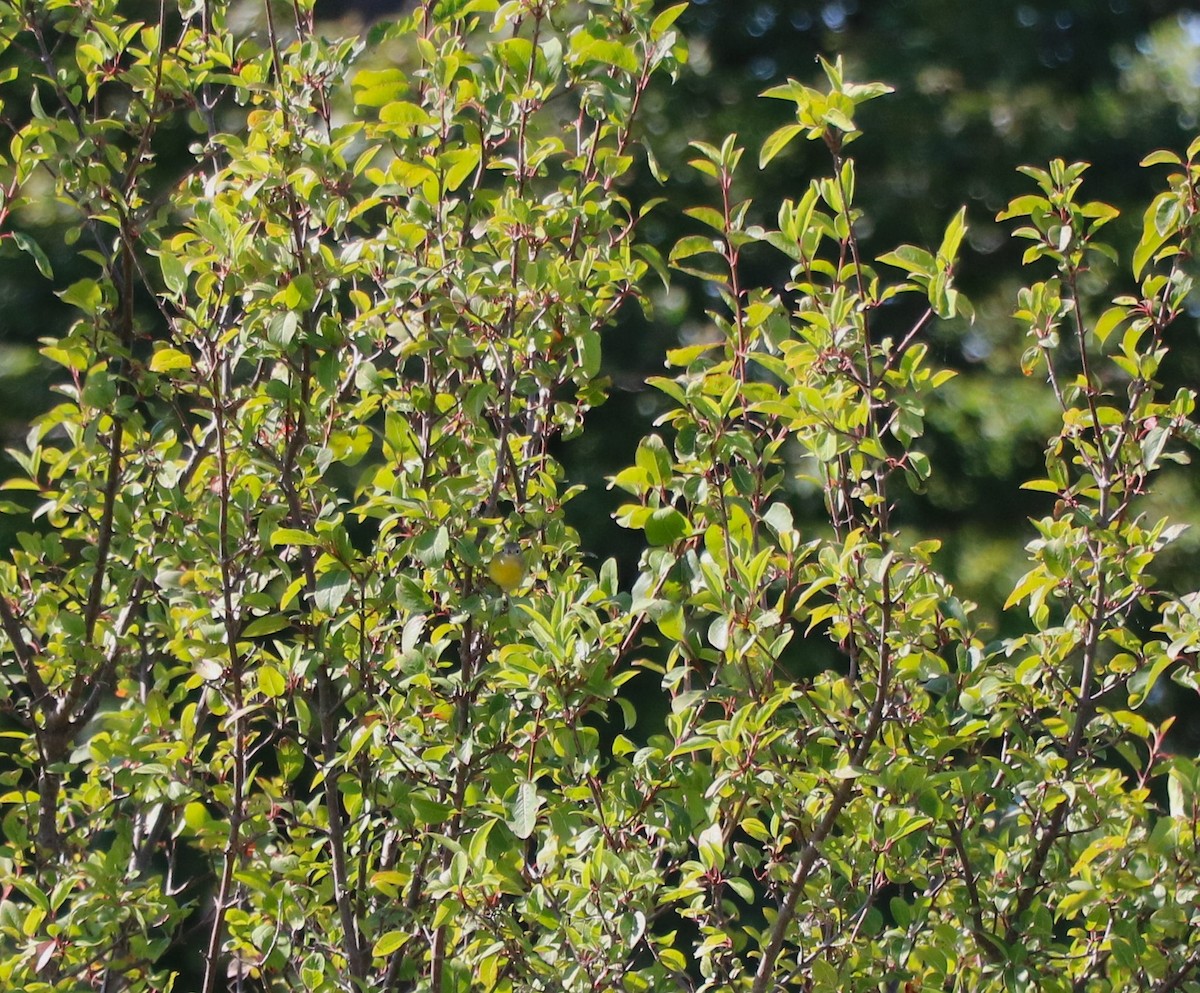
[{"left": 487, "top": 542, "right": 527, "bottom": 594}]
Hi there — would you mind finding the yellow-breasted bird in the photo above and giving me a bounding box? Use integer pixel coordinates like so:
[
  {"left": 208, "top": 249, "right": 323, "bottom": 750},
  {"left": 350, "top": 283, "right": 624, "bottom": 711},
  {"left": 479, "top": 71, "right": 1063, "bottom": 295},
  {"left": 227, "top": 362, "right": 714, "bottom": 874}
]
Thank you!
[{"left": 487, "top": 541, "right": 528, "bottom": 594}]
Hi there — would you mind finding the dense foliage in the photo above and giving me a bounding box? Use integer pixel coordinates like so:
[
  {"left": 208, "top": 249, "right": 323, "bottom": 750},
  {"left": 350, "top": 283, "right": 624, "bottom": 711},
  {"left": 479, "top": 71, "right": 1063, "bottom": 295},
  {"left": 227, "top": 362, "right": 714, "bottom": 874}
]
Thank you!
[{"left": 0, "top": 2, "right": 1198, "bottom": 992}]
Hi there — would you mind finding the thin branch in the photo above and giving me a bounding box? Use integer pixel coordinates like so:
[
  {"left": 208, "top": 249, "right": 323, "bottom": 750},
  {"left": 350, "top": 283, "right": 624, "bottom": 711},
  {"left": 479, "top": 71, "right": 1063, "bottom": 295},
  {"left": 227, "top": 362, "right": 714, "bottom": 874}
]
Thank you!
[
  {"left": 751, "top": 567, "right": 893, "bottom": 993},
  {"left": 200, "top": 350, "right": 248, "bottom": 993}
]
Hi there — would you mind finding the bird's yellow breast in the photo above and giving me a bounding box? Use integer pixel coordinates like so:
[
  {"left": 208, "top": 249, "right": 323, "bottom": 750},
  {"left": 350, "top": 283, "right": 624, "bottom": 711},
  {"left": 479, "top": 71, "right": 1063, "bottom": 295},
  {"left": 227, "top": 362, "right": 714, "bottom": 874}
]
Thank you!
[{"left": 487, "top": 544, "right": 527, "bottom": 593}]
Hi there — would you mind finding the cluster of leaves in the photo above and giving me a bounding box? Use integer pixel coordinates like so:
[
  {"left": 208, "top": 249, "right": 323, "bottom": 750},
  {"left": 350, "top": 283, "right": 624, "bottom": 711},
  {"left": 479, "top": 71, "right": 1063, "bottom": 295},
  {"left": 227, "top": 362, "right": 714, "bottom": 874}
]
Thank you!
[
  {"left": 613, "top": 55, "right": 1200, "bottom": 993},
  {"left": 0, "top": 2, "right": 1199, "bottom": 993},
  {"left": 0, "top": 0, "right": 687, "bottom": 989}
]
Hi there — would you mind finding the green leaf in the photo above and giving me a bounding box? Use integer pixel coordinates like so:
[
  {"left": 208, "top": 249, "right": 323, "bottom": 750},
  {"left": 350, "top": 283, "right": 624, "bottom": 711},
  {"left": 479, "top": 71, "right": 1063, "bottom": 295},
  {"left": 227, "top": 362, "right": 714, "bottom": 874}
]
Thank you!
[
  {"left": 159, "top": 250, "right": 186, "bottom": 297},
  {"left": 378, "top": 101, "right": 437, "bottom": 128},
  {"left": 441, "top": 146, "right": 480, "bottom": 192},
  {"left": 759, "top": 123, "right": 803, "bottom": 169},
  {"left": 372, "top": 930, "right": 411, "bottom": 957},
  {"left": 283, "top": 273, "right": 316, "bottom": 311},
  {"left": 1133, "top": 194, "right": 1174, "bottom": 279},
  {"left": 1167, "top": 765, "right": 1189, "bottom": 819},
  {"left": 634, "top": 243, "right": 670, "bottom": 289},
  {"left": 824, "top": 106, "right": 856, "bottom": 133},
  {"left": 146, "top": 690, "right": 170, "bottom": 729},
  {"left": 149, "top": 347, "right": 192, "bottom": 373},
  {"left": 635, "top": 434, "right": 672, "bottom": 486},
  {"left": 877, "top": 244, "right": 935, "bottom": 277},
  {"left": 569, "top": 35, "right": 639, "bottom": 74},
  {"left": 645, "top": 507, "right": 688, "bottom": 545},
  {"left": 313, "top": 569, "right": 353, "bottom": 613},
  {"left": 684, "top": 205, "right": 726, "bottom": 233},
  {"left": 697, "top": 821, "right": 725, "bottom": 872},
  {"left": 763, "top": 501, "right": 794, "bottom": 536},
  {"left": 58, "top": 277, "right": 103, "bottom": 315},
  {"left": 410, "top": 795, "right": 452, "bottom": 826},
  {"left": 413, "top": 526, "right": 449, "bottom": 566},
  {"left": 760, "top": 79, "right": 814, "bottom": 102},
  {"left": 1141, "top": 149, "right": 1182, "bottom": 168},
  {"left": 937, "top": 206, "right": 968, "bottom": 264},
  {"left": 656, "top": 603, "right": 685, "bottom": 641},
  {"left": 1019, "top": 479, "right": 1062, "bottom": 494},
  {"left": 496, "top": 36, "right": 534, "bottom": 75},
  {"left": 650, "top": 2, "right": 688, "bottom": 40},
  {"left": 575, "top": 328, "right": 602, "bottom": 379},
  {"left": 258, "top": 664, "right": 286, "bottom": 698},
  {"left": 271, "top": 527, "right": 320, "bottom": 547},
  {"left": 997, "top": 194, "right": 1048, "bottom": 221},
  {"left": 890, "top": 897, "right": 912, "bottom": 928},
  {"left": 11, "top": 231, "right": 52, "bottom": 279},
  {"left": 509, "top": 780, "right": 541, "bottom": 840},
  {"left": 644, "top": 143, "right": 669, "bottom": 184},
  {"left": 670, "top": 233, "right": 722, "bottom": 263},
  {"left": 241, "top": 615, "right": 292, "bottom": 638},
  {"left": 352, "top": 67, "right": 408, "bottom": 108},
  {"left": 1004, "top": 565, "right": 1051, "bottom": 611},
  {"left": 1092, "top": 305, "right": 1128, "bottom": 346},
  {"left": 1127, "top": 651, "right": 1176, "bottom": 708}
]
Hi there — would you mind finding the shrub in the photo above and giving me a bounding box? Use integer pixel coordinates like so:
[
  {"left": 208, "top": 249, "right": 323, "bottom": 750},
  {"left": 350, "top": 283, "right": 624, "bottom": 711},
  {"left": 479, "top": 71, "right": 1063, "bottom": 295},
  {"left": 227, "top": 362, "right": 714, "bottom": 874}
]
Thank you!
[{"left": 0, "top": 3, "right": 1197, "bottom": 992}]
